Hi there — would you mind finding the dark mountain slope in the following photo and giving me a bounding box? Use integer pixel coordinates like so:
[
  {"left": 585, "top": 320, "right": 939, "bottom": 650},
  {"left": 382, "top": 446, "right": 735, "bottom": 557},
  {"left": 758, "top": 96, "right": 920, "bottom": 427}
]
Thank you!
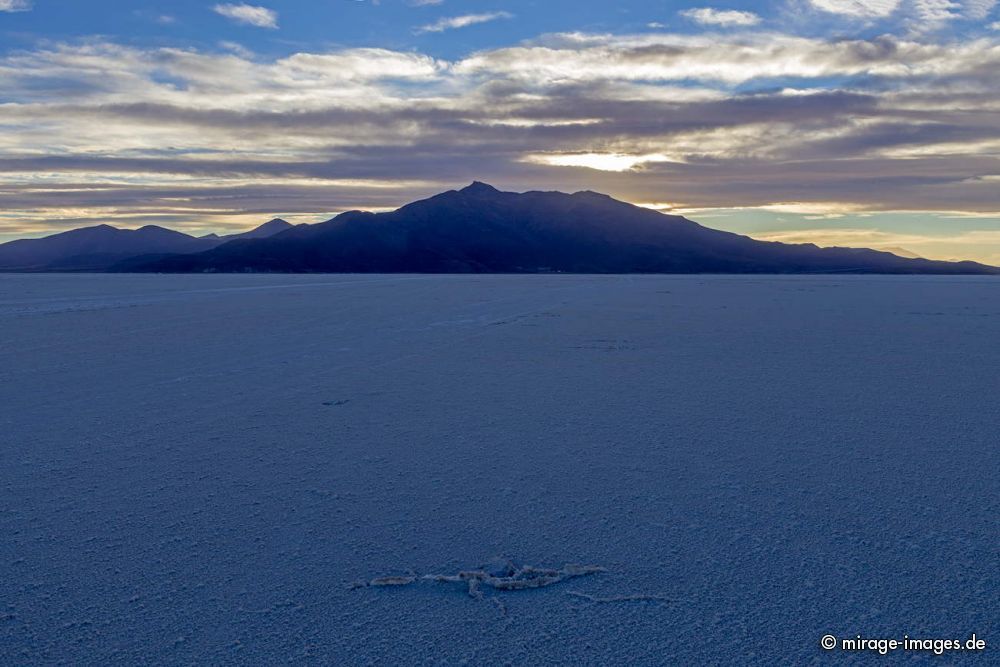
[
  {"left": 122, "top": 183, "right": 999, "bottom": 275},
  {"left": 0, "top": 225, "right": 217, "bottom": 271},
  {"left": 0, "top": 218, "right": 294, "bottom": 271},
  {"left": 222, "top": 218, "right": 294, "bottom": 241}
]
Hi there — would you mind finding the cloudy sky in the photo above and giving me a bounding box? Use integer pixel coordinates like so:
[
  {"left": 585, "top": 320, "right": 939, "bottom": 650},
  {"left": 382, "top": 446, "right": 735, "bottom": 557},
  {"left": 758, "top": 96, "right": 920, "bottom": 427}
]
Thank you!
[{"left": 1, "top": 1, "right": 999, "bottom": 263}]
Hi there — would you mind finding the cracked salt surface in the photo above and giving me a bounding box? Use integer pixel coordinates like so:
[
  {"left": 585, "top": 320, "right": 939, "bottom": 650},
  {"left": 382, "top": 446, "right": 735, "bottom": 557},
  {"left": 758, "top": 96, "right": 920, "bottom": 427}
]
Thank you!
[
  {"left": 354, "top": 559, "right": 606, "bottom": 599},
  {"left": 1, "top": 274, "right": 997, "bottom": 665}
]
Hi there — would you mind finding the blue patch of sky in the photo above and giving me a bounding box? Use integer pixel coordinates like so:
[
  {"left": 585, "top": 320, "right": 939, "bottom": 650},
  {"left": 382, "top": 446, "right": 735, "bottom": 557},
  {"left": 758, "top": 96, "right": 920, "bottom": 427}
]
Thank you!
[
  {"left": 1, "top": 1, "right": 996, "bottom": 61},
  {"left": 0, "top": 1, "right": 774, "bottom": 59}
]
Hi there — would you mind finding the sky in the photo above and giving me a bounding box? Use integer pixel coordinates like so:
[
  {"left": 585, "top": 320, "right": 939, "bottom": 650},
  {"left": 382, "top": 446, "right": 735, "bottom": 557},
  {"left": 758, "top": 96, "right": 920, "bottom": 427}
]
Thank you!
[{"left": 1, "top": 1, "right": 999, "bottom": 263}]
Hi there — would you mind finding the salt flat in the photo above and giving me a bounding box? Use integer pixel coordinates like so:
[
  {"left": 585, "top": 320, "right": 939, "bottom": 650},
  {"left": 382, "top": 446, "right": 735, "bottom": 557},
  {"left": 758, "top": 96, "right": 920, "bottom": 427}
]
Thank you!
[{"left": 1, "top": 274, "right": 997, "bottom": 665}]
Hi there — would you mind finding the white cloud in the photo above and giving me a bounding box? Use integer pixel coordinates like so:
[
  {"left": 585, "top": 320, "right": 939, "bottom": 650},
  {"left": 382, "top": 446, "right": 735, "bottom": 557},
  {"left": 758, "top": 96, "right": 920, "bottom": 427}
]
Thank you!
[
  {"left": 680, "top": 7, "right": 761, "bottom": 27},
  {"left": 454, "top": 32, "right": 1000, "bottom": 85},
  {"left": 904, "top": 0, "right": 999, "bottom": 30},
  {"left": 409, "top": 0, "right": 444, "bottom": 5},
  {"left": 525, "top": 152, "right": 677, "bottom": 172},
  {"left": 810, "top": 0, "right": 997, "bottom": 24},
  {"left": 809, "top": 0, "right": 900, "bottom": 17},
  {"left": 415, "top": 11, "right": 512, "bottom": 33},
  {"left": 0, "top": 0, "right": 31, "bottom": 12},
  {"left": 219, "top": 41, "right": 254, "bottom": 58},
  {"left": 910, "top": 0, "right": 989, "bottom": 23},
  {"left": 961, "top": 0, "right": 998, "bottom": 20},
  {"left": 992, "top": 20, "right": 1000, "bottom": 28},
  {"left": 213, "top": 3, "right": 278, "bottom": 29},
  {"left": 132, "top": 9, "right": 177, "bottom": 24},
  {"left": 912, "top": 0, "right": 960, "bottom": 23}
]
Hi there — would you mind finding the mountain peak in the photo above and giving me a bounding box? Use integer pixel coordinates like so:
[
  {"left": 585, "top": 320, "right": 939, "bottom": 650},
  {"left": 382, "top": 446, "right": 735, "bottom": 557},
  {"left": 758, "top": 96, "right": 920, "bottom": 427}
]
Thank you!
[
  {"left": 256, "top": 218, "right": 293, "bottom": 232},
  {"left": 574, "top": 190, "right": 612, "bottom": 199},
  {"left": 220, "top": 218, "right": 294, "bottom": 240},
  {"left": 460, "top": 181, "right": 500, "bottom": 195}
]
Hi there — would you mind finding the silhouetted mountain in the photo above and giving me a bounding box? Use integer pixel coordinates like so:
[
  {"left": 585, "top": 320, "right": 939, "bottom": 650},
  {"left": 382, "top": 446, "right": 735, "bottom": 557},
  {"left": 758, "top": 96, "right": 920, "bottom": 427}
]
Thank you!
[
  {"left": 119, "top": 183, "right": 999, "bottom": 275},
  {"left": 882, "top": 246, "right": 923, "bottom": 259},
  {"left": 225, "top": 218, "right": 293, "bottom": 240},
  {"left": 0, "top": 225, "right": 214, "bottom": 271},
  {"left": 0, "top": 218, "right": 293, "bottom": 271}
]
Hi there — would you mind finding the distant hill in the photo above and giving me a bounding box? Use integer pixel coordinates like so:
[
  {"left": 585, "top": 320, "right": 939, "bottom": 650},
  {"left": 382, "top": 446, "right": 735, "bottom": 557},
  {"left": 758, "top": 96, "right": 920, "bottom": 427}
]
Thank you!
[
  {"left": 882, "top": 246, "right": 923, "bottom": 260},
  {"left": 117, "top": 183, "right": 998, "bottom": 275},
  {"left": 0, "top": 219, "right": 292, "bottom": 271},
  {"left": 222, "top": 218, "right": 294, "bottom": 241}
]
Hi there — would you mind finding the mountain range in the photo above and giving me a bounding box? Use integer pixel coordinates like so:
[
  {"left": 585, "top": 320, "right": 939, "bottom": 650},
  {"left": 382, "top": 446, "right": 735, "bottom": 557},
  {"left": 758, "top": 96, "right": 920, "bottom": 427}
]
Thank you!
[
  {"left": 0, "top": 219, "right": 292, "bottom": 271},
  {"left": 1, "top": 183, "right": 996, "bottom": 274}
]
